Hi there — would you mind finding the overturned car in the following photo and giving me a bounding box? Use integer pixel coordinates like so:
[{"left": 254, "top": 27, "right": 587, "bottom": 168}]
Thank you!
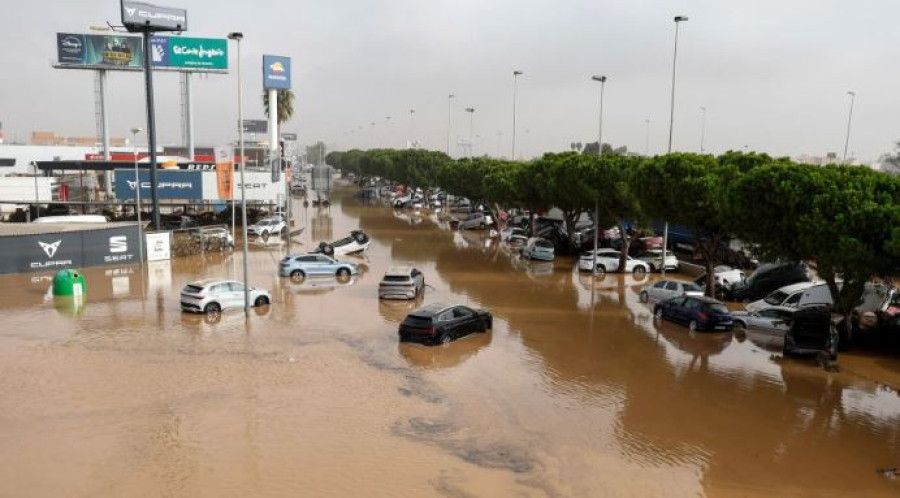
[{"left": 313, "top": 230, "right": 371, "bottom": 256}]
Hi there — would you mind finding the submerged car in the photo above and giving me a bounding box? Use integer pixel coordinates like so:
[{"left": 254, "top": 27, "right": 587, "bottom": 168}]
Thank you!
[
  {"left": 578, "top": 249, "right": 650, "bottom": 275},
  {"left": 635, "top": 249, "right": 679, "bottom": 273},
  {"left": 247, "top": 217, "right": 286, "bottom": 238},
  {"left": 728, "top": 261, "right": 810, "bottom": 302},
  {"left": 783, "top": 308, "right": 838, "bottom": 360},
  {"left": 500, "top": 226, "right": 529, "bottom": 246},
  {"left": 180, "top": 279, "right": 271, "bottom": 313},
  {"left": 191, "top": 226, "right": 234, "bottom": 250},
  {"left": 639, "top": 280, "right": 703, "bottom": 303},
  {"left": 653, "top": 295, "right": 734, "bottom": 332},
  {"left": 398, "top": 303, "right": 493, "bottom": 345},
  {"left": 313, "top": 230, "right": 371, "bottom": 256},
  {"left": 732, "top": 306, "right": 795, "bottom": 335},
  {"left": 458, "top": 212, "right": 494, "bottom": 230},
  {"left": 521, "top": 237, "right": 555, "bottom": 261},
  {"left": 279, "top": 253, "right": 359, "bottom": 279},
  {"left": 378, "top": 266, "right": 425, "bottom": 300},
  {"left": 745, "top": 282, "right": 815, "bottom": 313}
]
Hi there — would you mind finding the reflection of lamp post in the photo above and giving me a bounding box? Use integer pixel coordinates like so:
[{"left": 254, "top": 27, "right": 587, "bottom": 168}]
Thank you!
[
  {"left": 228, "top": 31, "right": 250, "bottom": 315},
  {"left": 130, "top": 127, "right": 144, "bottom": 265}
]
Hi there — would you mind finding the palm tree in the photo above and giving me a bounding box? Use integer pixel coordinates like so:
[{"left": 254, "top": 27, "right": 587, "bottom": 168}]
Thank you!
[{"left": 262, "top": 89, "right": 295, "bottom": 125}]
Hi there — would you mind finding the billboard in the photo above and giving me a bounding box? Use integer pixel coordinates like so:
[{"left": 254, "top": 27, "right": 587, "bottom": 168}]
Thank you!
[
  {"left": 151, "top": 36, "right": 227, "bottom": 70},
  {"left": 57, "top": 33, "right": 144, "bottom": 68},
  {"left": 263, "top": 55, "right": 291, "bottom": 90},
  {"left": 56, "top": 33, "right": 226, "bottom": 71},
  {"left": 242, "top": 119, "right": 268, "bottom": 134},
  {"left": 214, "top": 146, "right": 234, "bottom": 199},
  {"left": 0, "top": 225, "right": 142, "bottom": 274},
  {"left": 114, "top": 169, "right": 203, "bottom": 200},
  {"left": 122, "top": 1, "right": 188, "bottom": 32}
]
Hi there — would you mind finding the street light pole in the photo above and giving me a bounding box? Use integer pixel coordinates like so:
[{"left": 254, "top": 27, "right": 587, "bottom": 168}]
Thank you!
[
  {"left": 700, "top": 106, "right": 707, "bottom": 153},
  {"left": 447, "top": 94, "right": 455, "bottom": 156},
  {"left": 408, "top": 109, "right": 416, "bottom": 149},
  {"left": 645, "top": 118, "right": 651, "bottom": 156},
  {"left": 843, "top": 91, "right": 856, "bottom": 163},
  {"left": 512, "top": 70, "right": 523, "bottom": 159},
  {"left": 591, "top": 75, "right": 607, "bottom": 275},
  {"left": 131, "top": 127, "right": 144, "bottom": 266},
  {"left": 663, "top": 15, "right": 689, "bottom": 276},
  {"left": 465, "top": 107, "right": 475, "bottom": 158},
  {"left": 228, "top": 31, "right": 250, "bottom": 315}
]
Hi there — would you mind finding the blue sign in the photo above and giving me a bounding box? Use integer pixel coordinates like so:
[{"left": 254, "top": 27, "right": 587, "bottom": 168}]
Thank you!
[
  {"left": 57, "top": 33, "right": 86, "bottom": 64},
  {"left": 149, "top": 36, "right": 170, "bottom": 66},
  {"left": 263, "top": 55, "right": 292, "bottom": 90},
  {"left": 114, "top": 169, "right": 203, "bottom": 200}
]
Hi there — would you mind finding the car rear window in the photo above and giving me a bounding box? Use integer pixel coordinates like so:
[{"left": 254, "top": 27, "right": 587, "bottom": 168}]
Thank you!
[
  {"left": 383, "top": 276, "right": 411, "bottom": 282},
  {"left": 683, "top": 283, "right": 702, "bottom": 292},
  {"left": 182, "top": 285, "right": 204, "bottom": 294},
  {"left": 404, "top": 316, "right": 433, "bottom": 327},
  {"left": 705, "top": 303, "right": 730, "bottom": 314}
]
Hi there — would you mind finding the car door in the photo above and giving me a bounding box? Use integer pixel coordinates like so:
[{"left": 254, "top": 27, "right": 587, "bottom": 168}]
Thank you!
[
  {"left": 313, "top": 255, "right": 333, "bottom": 275},
  {"left": 436, "top": 310, "right": 456, "bottom": 337},
  {"left": 649, "top": 281, "right": 667, "bottom": 301},
  {"left": 680, "top": 298, "right": 700, "bottom": 324},
  {"left": 225, "top": 283, "right": 244, "bottom": 309},
  {"left": 665, "top": 297, "right": 686, "bottom": 321},
  {"left": 664, "top": 281, "right": 680, "bottom": 301}
]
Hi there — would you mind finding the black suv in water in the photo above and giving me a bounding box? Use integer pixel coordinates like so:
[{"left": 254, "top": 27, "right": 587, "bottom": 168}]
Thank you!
[
  {"left": 727, "top": 262, "right": 810, "bottom": 302},
  {"left": 399, "top": 303, "right": 493, "bottom": 345}
]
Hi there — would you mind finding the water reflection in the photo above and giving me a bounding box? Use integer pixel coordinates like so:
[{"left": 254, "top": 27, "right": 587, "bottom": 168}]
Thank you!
[{"left": 399, "top": 331, "right": 492, "bottom": 370}]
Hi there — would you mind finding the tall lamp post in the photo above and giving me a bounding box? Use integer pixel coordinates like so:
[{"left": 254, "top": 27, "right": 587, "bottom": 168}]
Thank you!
[
  {"left": 699, "top": 106, "right": 707, "bottom": 153},
  {"left": 843, "top": 91, "right": 856, "bottom": 162},
  {"left": 408, "top": 109, "right": 416, "bottom": 149},
  {"left": 130, "top": 127, "right": 144, "bottom": 266},
  {"left": 662, "top": 15, "right": 689, "bottom": 276},
  {"left": 228, "top": 31, "right": 250, "bottom": 315},
  {"left": 512, "top": 70, "right": 523, "bottom": 159},
  {"left": 447, "top": 94, "right": 455, "bottom": 156},
  {"left": 645, "top": 118, "right": 651, "bottom": 156},
  {"left": 465, "top": 107, "right": 475, "bottom": 158},
  {"left": 591, "top": 75, "right": 607, "bottom": 275}
]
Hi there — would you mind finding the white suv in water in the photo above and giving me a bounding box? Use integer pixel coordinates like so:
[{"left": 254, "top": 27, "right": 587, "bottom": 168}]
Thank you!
[
  {"left": 180, "top": 279, "right": 271, "bottom": 313},
  {"left": 378, "top": 267, "right": 425, "bottom": 300},
  {"left": 247, "top": 218, "right": 286, "bottom": 238}
]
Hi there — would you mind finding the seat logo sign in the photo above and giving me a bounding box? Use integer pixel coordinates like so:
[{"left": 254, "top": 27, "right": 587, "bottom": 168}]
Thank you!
[
  {"left": 39, "top": 240, "right": 62, "bottom": 258},
  {"left": 110, "top": 236, "right": 127, "bottom": 253}
]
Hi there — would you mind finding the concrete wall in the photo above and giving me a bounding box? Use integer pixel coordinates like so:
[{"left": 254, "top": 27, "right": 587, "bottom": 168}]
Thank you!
[{"left": 0, "top": 177, "right": 55, "bottom": 203}]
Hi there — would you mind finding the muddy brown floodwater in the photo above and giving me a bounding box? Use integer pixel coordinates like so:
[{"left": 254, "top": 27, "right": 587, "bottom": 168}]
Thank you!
[{"left": 0, "top": 185, "right": 899, "bottom": 497}]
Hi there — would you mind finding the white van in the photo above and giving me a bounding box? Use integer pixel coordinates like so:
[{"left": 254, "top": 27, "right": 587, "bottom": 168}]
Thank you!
[{"left": 745, "top": 281, "right": 816, "bottom": 313}]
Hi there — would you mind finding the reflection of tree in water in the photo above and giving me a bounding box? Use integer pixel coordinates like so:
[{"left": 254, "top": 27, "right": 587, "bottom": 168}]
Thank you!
[{"left": 310, "top": 207, "right": 333, "bottom": 243}]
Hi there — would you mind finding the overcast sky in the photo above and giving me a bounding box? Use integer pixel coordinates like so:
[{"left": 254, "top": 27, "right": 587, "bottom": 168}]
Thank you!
[{"left": 1, "top": 0, "right": 899, "bottom": 161}]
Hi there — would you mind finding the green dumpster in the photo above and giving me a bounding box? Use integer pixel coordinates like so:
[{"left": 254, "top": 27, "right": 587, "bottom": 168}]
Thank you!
[{"left": 52, "top": 269, "right": 86, "bottom": 297}]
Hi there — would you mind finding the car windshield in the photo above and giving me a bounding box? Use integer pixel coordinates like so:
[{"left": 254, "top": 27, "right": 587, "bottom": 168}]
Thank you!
[
  {"left": 257, "top": 220, "right": 271, "bottom": 226},
  {"left": 764, "top": 291, "right": 788, "bottom": 305},
  {"left": 535, "top": 240, "right": 553, "bottom": 249}
]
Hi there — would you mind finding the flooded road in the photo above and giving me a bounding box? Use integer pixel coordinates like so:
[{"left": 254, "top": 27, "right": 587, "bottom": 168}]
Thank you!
[{"left": 0, "top": 185, "right": 898, "bottom": 497}]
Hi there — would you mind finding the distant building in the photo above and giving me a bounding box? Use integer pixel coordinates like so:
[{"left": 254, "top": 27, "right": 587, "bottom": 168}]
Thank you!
[{"left": 30, "top": 131, "right": 126, "bottom": 148}]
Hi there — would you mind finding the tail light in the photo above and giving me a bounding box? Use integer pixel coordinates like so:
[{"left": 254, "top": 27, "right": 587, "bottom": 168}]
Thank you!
[
  {"left": 429, "top": 327, "right": 437, "bottom": 335},
  {"left": 697, "top": 312, "right": 709, "bottom": 321}
]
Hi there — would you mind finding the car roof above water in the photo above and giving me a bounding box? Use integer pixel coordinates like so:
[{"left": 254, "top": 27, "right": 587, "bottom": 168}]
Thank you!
[
  {"left": 411, "top": 302, "right": 456, "bottom": 317},
  {"left": 385, "top": 266, "right": 414, "bottom": 277}
]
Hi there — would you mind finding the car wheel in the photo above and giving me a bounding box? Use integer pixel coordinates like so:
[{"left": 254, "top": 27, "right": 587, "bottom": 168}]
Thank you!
[
  {"left": 336, "top": 267, "right": 351, "bottom": 278},
  {"left": 594, "top": 265, "right": 606, "bottom": 276},
  {"left": 735, "top": 321, "right": 747, "bottom": 332},
  {"left": 689, "top": 320, "right": 699, "bottom": 332},
  {"left": 254, "top": 296, "right": 269, "bottom": 307},
  {"left": 648, "top": 263, "right": 657, "bottom": 272},
  {"left": 639, "top": 291, "right": 649, "bottom": 303},
  {"left": 439, "top": 331, "right": 453, "bottom": 345},
  {"left": 204, "top": 302, "right": 221, "bottom": 314},
  {"left": 633, "top": 266, "right": 647, "bottom": 276},
  {"left": 654, "top": 307, "right": 664, "bottom": 320},
  {"left": 290, "top": 270, "right": 305, "bottom": 281}
]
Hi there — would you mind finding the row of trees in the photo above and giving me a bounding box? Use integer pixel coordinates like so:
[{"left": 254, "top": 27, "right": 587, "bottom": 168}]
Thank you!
[{"left": 326, "top": 148, "right": 900, "bottom": 320}]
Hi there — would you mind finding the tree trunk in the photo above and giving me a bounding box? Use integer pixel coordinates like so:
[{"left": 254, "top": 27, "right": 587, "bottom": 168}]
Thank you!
[
  {"left": 694, "top": 229, "right": 724, "bottom": 299},
  {"left": 617, "top": 218, "right": 632, "bottom": 271}
]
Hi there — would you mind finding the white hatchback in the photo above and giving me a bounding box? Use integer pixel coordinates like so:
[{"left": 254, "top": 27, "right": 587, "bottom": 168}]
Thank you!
[{"left": 578, "top": 249, "right": 650, "bottom": 275}]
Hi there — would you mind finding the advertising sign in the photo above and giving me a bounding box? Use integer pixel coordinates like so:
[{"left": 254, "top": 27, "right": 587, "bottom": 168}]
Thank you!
[
  {"left": 242, "top": 119, "right": 268, "bottom": 134},
  {"left": 0, "top": 226, "right": 141, "bottom": 274},
  {"left": 263, "top": 55, "right": 292, "bottom": 90},
  {"left": 114, "top": 169, "right": 203, "bottom": 200},
  {"left": 145, "top": 232, "right": 172, "bottom": 261},
  {"left": 122, "top": 1, "right": 188, "bottom": 32},
  {"left": 57, "top": 33, "right": 144, "bottom": 68},
  {"left": 152, "top": 36, "right": 227, "bottom": 70},
  {"left": 57, "top": 33, "right": 226, "bottom": 72},
  {"left": 214, "top": 146, "right": 234, "bottom": 199},
  {"left": 281, "top": 133, "right": 298, "bottom": 141}
]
